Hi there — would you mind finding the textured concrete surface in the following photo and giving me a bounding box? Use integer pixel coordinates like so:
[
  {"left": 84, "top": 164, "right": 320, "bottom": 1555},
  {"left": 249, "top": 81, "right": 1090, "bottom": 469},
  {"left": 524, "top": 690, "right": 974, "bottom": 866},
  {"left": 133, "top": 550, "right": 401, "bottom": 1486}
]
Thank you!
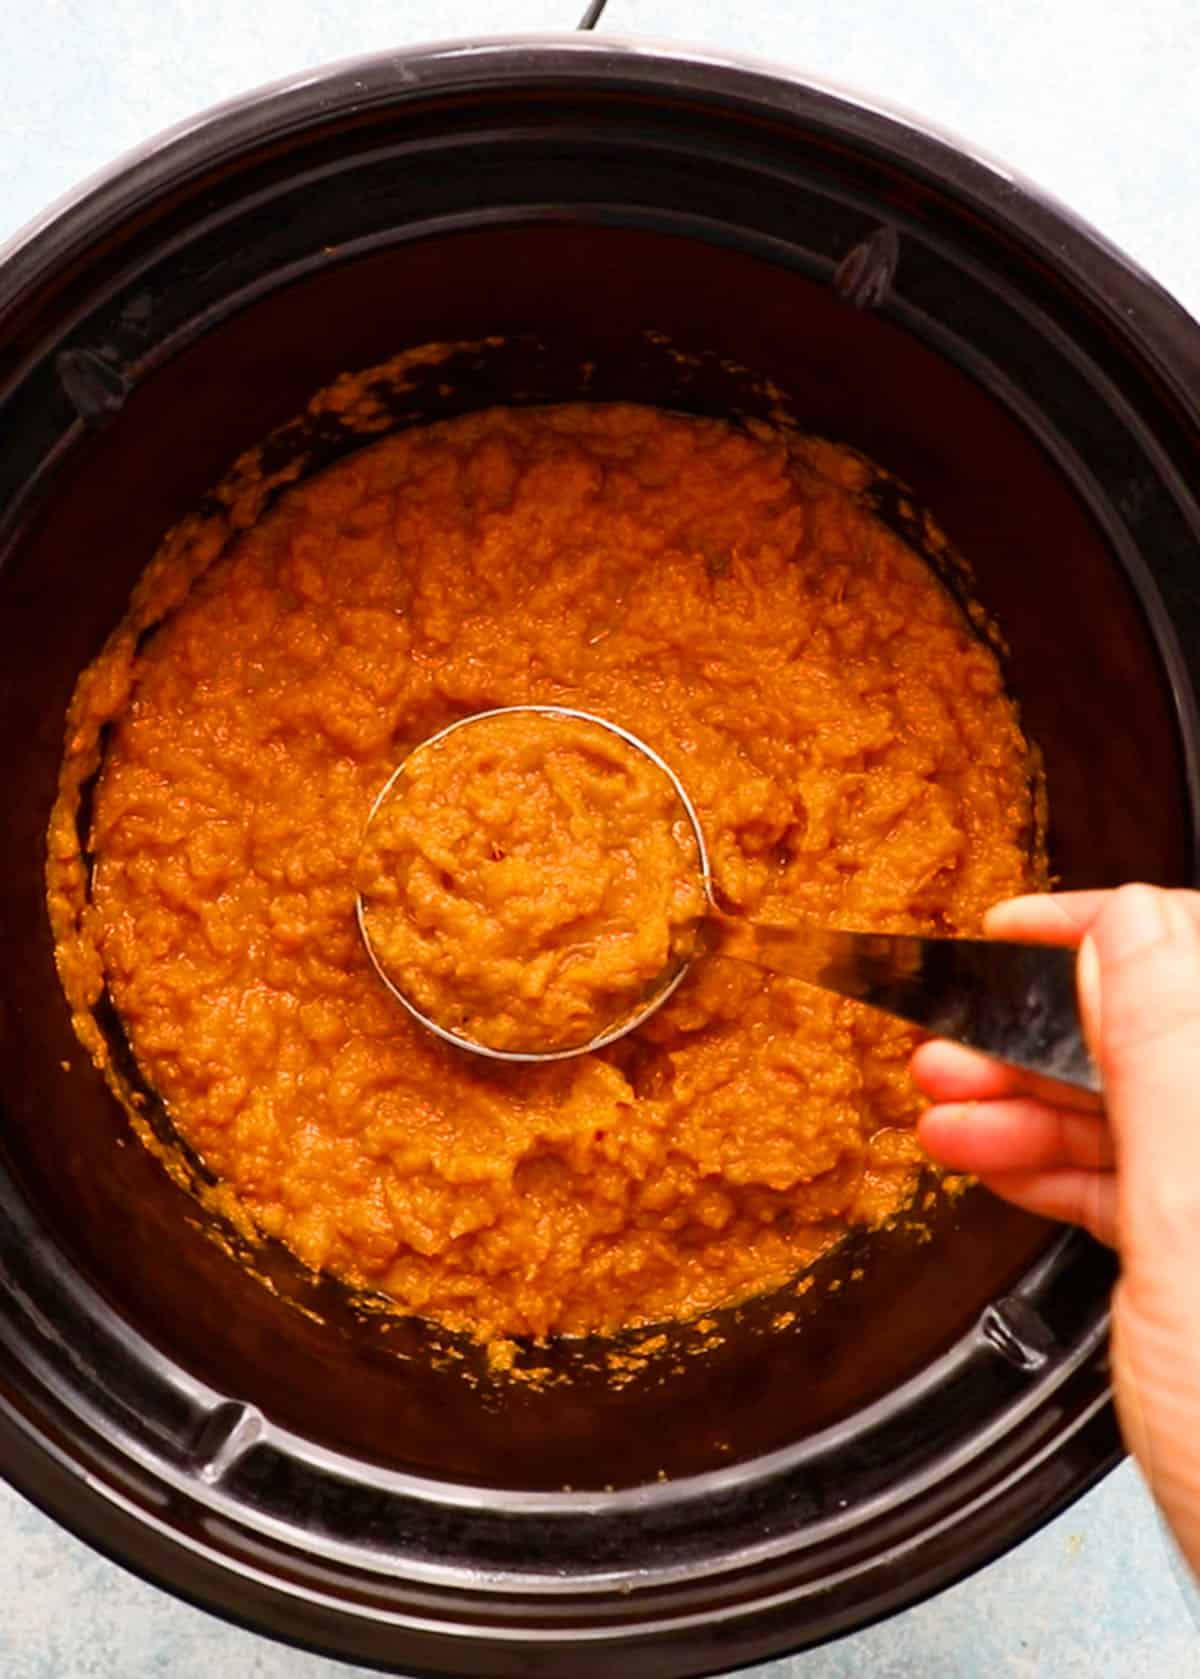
[
  {"left": 0, "top": 1462, "right": 1197, "bottom": 1677},
  {"left": 2, "top": 1, "right": 1199, "bottom": 1674}
]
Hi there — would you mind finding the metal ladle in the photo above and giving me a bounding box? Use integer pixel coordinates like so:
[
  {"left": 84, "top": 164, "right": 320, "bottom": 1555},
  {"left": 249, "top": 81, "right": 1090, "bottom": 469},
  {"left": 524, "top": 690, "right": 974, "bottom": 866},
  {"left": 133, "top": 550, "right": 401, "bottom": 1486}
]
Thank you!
[{"left": 356, "top": 706, "right": 1099, "bottom": 1093}]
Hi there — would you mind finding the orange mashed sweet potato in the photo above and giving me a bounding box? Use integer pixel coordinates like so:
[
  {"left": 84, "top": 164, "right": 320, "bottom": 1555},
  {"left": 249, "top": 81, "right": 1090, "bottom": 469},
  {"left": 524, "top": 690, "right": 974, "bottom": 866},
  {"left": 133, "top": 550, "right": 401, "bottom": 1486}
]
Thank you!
[
  {"left": 357, "top": 708, "right": 706, "bottom": 1054},
  {"left": 48, "top": 401, "right": 1044, "bottom": 1344}
]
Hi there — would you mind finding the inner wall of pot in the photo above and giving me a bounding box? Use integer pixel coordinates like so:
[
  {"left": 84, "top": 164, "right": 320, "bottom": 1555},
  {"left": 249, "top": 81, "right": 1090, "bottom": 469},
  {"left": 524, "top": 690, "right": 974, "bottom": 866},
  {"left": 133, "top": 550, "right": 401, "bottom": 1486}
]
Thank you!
[{"left": 0, "top": 222, "right": 1185, "bottom": 1489}]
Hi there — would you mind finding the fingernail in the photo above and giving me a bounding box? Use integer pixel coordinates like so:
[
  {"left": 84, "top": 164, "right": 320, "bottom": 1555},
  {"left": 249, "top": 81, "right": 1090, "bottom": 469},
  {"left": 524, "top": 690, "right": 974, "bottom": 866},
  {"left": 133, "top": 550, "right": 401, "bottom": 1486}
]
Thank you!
[
  {"left": 1160, "top": 891, "right": 1198, "bottom": 942},
  {"left": 1102, "top": 883, "right": 1171, "bottom": 959}
]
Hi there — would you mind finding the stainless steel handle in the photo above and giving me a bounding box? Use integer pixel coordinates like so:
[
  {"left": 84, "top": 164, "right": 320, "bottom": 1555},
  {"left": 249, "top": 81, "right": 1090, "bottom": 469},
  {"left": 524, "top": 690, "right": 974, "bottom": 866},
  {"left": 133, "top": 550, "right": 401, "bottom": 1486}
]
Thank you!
[{"left": 708, "top": 917, "right": 1099, "bottom": 1094}]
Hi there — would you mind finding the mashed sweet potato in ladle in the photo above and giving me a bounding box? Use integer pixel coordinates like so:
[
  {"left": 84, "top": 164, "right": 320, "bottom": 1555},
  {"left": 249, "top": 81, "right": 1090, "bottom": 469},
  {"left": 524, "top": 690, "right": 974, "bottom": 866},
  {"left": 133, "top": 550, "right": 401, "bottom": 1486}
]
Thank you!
[
  {"left": 48, "top": 399, "right": 1045, "bottom": 1344},
  {"left": 357, "top": 707, "right": 708, "bottom": 1056}
]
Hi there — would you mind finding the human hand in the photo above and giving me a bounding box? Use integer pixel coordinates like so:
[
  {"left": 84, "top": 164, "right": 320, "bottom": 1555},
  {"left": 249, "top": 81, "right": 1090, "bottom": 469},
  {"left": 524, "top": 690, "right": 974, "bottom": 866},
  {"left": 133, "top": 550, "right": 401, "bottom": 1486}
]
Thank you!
[{"left": 912, "top": 885, "right": 1200, "bottom": 1577}]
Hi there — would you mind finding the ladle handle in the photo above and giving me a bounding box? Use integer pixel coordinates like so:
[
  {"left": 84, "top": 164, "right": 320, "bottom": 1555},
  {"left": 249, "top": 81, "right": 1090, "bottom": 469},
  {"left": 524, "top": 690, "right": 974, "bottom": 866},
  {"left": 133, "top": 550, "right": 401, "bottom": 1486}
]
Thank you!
[{"left": 706, "top": 916, "right": 1100, "bottom": 1094}]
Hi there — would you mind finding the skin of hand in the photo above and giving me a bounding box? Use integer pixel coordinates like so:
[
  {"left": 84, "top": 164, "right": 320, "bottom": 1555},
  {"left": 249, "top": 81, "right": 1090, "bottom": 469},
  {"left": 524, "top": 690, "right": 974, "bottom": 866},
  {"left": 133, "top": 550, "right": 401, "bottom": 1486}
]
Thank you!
[{"left": 912, "top": 884, "right": 1200, "bottom": 1578}]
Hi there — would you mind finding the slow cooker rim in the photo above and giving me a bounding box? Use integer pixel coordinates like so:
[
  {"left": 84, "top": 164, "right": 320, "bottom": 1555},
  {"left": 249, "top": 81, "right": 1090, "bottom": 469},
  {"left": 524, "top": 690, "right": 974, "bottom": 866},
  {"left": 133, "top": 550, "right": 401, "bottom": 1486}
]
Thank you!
[
  {"left": 3, "top": 33, "right": 1200, "bottom": 402},
  {"left": 4, "top": 32, "right": 1196, "bottom": 1677}
]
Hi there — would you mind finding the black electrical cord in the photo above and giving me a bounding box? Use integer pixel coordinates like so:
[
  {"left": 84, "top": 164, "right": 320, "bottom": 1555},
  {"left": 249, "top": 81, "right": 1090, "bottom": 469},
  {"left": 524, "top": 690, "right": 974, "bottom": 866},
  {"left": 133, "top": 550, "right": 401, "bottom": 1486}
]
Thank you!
[{"left": 577, "top": 0, "right": 609, "bottom": 29}]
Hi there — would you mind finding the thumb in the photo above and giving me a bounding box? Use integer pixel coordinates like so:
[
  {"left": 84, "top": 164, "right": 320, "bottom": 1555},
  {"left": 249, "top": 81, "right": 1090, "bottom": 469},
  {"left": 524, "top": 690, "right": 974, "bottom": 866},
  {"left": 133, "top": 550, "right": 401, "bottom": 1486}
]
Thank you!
[
  {"left": 1084, "top": 883, "right": 1200, "bottom": 1263},
  {"left": 1085, "top": 884, "right": 1200, "bottom": 1576}
]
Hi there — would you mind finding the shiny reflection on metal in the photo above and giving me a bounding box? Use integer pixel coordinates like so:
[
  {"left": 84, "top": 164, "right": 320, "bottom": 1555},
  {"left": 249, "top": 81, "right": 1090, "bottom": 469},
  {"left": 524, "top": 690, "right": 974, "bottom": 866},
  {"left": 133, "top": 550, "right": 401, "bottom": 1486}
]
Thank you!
[
  {"left": 355, "top": 705, "right": 711, "bottom": 1063},
  {"left": 833, "top": 224, "right": 900, "bottom": 309},
  {"left": 55, "top": 346, "right": 131, "bottom": 423}
]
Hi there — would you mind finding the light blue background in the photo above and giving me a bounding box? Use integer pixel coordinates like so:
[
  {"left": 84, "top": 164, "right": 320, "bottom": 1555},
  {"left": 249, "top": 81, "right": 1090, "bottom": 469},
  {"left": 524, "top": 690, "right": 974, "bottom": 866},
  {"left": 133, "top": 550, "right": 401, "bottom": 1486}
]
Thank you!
[{"left": 3, "top": 2, "right": 1199, "bottom": 1674}]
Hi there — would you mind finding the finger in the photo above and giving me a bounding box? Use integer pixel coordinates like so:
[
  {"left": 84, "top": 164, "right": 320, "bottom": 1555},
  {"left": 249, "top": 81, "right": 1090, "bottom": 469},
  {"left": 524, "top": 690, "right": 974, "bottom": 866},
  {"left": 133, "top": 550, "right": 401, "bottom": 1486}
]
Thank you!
[
  {"left": 983, "top": 891, "right": 1113, "bottom": 945},
  {"left": 976, "top": 1166, "right": 1119, "bottom": 1248},
  {"left": 911, "top": 1039, "right": 1102, "bottom": 1114},
  {"left": 918, "top": 1099, "right": 1115, "bottom": 1173},
  {"left": 1085, "top": 885, "right": 1200, "bottom": 1267},
  {"left": 912, "top": 1039, "right": 1029, "bottom": 1101},
  {"left": 984, "top": 887, "right": 1200, "bottom": 946},
  {"left": 1094, "top": 889, "right": 1200, "bottom": 1580}
]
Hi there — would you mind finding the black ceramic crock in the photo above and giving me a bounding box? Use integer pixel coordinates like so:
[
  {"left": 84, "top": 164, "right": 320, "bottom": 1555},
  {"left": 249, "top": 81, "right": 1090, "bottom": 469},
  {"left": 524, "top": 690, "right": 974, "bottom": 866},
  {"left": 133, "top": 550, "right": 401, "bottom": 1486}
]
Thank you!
[{"left": 2, "top": 36, "right": 1199, "bottom": 1679}]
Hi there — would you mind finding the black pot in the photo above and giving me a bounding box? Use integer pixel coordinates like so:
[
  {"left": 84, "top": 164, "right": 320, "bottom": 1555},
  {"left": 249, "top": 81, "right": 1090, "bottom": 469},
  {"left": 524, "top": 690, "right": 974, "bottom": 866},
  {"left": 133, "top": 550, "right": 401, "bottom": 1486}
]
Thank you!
[{"left": 2, "top": 36, "right": 1198, "bottom": 1679}]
